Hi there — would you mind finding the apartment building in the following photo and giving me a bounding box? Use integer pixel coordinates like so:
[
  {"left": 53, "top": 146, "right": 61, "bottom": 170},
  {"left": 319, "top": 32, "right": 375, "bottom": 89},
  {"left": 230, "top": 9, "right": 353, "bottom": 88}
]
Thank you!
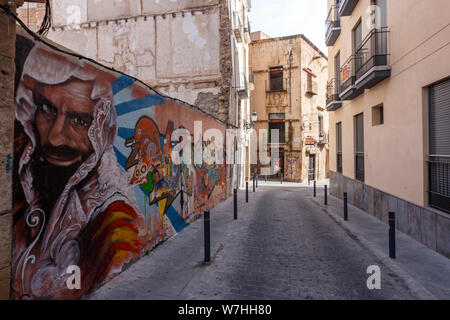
[
  {"left": 250, "top": 32, "right": 329, "bottom": 182},
  {"left": 17, "top": 0, "right": 252, "bottom": 189},
  {"left": 325, "top": 0, "right": 450, "bottom": 257}
]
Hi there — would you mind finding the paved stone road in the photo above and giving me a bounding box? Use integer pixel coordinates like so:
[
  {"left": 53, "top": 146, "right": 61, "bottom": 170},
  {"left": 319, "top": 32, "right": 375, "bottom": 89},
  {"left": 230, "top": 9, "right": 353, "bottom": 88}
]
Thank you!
[{"left": 89, "top": 186, "right": 419, "bottom": 300}]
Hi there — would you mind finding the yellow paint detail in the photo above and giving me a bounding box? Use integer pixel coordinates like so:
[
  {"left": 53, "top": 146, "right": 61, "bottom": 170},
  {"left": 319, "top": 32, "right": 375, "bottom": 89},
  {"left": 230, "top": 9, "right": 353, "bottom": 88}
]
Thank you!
[
  {"left": 158, "top": 198, "right": 167, "bottom": 214},
  {"left": 112, "top": 251, "right": 129, "bottom": 264},
  {"left": 92, "top": 211, "right": 132, "bottom": 240},
  {"left": 110, "top": 227, "right": 138, "bottom": 243}
]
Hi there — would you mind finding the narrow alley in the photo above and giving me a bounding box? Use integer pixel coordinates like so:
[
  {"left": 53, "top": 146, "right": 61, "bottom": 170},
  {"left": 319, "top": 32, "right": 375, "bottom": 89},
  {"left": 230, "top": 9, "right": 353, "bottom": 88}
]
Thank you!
[{"left": 89, "top": 185, "right": 449, "bottom": 300}]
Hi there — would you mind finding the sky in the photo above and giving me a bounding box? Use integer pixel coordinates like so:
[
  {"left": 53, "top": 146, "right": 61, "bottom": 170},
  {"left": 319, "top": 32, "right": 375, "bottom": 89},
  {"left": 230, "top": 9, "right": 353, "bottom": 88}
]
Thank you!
[{"left": 248, "top": 0, "right": 328, "bottom": 55}]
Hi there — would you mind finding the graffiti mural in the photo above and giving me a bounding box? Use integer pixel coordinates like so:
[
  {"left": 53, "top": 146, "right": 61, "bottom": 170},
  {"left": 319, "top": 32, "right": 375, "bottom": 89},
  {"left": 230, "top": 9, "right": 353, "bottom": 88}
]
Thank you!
[{"left": 12, "top": 31, "right": 230, "bottom": 299}]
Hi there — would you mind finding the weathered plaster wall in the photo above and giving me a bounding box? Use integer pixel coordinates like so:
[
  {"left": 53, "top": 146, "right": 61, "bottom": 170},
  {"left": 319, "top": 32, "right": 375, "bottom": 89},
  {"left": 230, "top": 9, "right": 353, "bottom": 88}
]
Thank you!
[
  {"left": 46, "top": 0, "right": 232, "bottom": 123},
  {"left": 0, "top": 0, "right": 17, "bottom": 300},
  {"left": 299, "top": 37, "right": 329, "bottom": 182},
  {"left": 11, "top": 27, "right": 231, "bottom": 299},
  {"left": 142, "top": 0, "right": 219, "bottom": 14}
]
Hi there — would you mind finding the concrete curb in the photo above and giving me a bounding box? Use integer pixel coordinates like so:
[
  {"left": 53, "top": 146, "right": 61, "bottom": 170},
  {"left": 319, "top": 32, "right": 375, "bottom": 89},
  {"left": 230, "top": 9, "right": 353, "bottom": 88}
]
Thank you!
[{"left": 310, "top": 195, "right": 437, "bottom": 300}]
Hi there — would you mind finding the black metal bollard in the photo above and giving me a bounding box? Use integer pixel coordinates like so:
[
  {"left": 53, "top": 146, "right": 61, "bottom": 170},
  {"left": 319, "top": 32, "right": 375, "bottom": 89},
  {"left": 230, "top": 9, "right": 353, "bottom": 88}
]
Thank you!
[
  {"left": 389, "top": 212, "right": 396, "bottom": 259},
  {"left": 234, "top": 189, "right": 237, "bottom": 220},
  {"left": 256, "top": 174, "right": 258, "bottom": 188},
  {"left": 344, "top": 192, "right": 348, "bottom": 221},
  {"left": 324, "top": 185, "right": 328, "bottom": 205},
  {"left": 204, "top": 210, "right": 210, "bottom": 263},
  {"left": 253, "top": 175, "right": 256, "bottom": 192},
  {"left": 313, "top": 181, "right": 316, "bottom": 198},
  {"left": 246, "top": 182, "right": 249, "bottom": 203}
]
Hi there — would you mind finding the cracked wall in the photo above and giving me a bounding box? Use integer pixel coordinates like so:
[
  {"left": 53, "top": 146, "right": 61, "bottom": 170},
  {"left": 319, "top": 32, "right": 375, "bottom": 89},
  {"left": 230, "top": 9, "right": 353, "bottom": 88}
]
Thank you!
[{"left": 44, "top": 0, "right": 231, "bottom": 123}]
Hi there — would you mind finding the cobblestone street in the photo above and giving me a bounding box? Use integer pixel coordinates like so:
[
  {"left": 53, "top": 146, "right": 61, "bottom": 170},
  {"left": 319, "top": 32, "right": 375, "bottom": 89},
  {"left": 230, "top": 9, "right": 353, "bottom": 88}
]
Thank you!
[{"left": 88, "top": 185, "right": 432, "bottom": 300}]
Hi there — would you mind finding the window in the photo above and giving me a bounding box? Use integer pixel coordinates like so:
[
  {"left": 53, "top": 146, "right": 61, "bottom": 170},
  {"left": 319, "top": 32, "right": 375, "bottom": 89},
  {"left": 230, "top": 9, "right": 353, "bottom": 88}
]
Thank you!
[
  {"left": 336, "top": 122, "right": 342, "bottom": 173},
  {"left": 429, "top": 79, "right": 450, "bottom": 213},
  {"left": 269, "top": 113, "right": 285, "bottom": 143},
  {"left": 269, "top": 66, "right": 284, "bottom": 91},
  {"left": 372, "top": 104, "right": 384, "bottom": 126},
  {"left": 355, "top": 113, "right": 365, "bottom": 182}
]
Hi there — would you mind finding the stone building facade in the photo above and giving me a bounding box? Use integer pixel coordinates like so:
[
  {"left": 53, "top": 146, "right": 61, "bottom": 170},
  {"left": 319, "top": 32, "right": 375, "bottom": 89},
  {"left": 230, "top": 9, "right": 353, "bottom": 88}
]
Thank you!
[{"left": 249, "top": 32, "right": 329, "bottom": 182}]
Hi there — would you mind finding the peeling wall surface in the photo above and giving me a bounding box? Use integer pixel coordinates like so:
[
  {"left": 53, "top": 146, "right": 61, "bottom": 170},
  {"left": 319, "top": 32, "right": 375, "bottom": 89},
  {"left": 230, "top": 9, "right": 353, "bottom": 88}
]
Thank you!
[
  {"left": 46, "top": 0, "right": 228, "bottom": 122},
  {"left": 11, "top": 29, "right": 231, "bottom": 299}
]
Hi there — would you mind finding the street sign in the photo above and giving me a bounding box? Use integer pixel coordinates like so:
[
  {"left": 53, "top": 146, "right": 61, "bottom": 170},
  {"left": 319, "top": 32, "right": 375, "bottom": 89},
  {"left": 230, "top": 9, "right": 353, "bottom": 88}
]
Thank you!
[{"left": 305, "top": 137, "right": 315, "bottom": 145}]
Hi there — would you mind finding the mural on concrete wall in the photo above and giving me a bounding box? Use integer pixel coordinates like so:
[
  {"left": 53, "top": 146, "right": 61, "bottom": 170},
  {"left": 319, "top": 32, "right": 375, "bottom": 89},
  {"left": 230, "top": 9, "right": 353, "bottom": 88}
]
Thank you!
[{"left": 12, "top": 33, "right": 230, "bottom": 299}]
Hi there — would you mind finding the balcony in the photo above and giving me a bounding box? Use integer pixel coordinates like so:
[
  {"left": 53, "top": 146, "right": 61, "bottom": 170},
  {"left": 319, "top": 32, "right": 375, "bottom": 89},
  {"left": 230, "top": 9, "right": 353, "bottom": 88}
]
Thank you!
[
  {"left": 354, "top": 28, "right": 391, "bottom": 90},
  {"left": 305, "top": 77, "right": 318, "bottom": 96},
  {"left": 326, "top": 78, "right": 342, "bottom": 111},
  {"left": 325, "top": 6, "right": 341, "bottom": 46},
  {"left": 338, "top": 0, "right": 359, "bottom": 17},
  {"left": 339, "top": 55, "right": 364, "bottom": 100},
  {"left": 237, "top": 73, "right": 249, "bottom": 99},
  {"left": 233, "top": 12, "right": 243, "bottom": 43}
]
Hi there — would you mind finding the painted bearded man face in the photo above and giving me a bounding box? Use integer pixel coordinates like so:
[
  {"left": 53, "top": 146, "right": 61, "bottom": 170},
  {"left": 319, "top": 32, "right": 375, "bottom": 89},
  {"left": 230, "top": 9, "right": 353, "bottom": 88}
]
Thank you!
[{"left": 25, "top": 76, "right": 95, "bottom": 167}]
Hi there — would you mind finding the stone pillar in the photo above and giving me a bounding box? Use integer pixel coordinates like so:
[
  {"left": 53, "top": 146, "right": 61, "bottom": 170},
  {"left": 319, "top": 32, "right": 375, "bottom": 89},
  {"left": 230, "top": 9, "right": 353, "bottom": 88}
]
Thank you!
[{"left": 0, "top": 0, "right": 18, "bottom": 300}]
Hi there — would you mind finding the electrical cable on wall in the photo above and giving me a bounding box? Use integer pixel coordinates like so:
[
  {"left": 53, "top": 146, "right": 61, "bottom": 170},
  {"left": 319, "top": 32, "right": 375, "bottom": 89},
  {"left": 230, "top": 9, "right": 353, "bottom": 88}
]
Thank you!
[
  {"left": 36, "top": 0, "right": 51, "bottom": 36},
  {"left": 0, "top": 2, "right": 237, "bottom": 129}
]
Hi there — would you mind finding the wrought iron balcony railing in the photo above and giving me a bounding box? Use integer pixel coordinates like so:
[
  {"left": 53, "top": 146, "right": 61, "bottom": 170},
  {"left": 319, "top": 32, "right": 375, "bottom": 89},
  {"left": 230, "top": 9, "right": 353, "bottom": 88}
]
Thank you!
[
  {"left": 325, "top": 5, "right": 341, "bottom": 46},
  {"left": 326, "top": 78, "right": 342, "bottom": 111},
  {"left": 339, "top": 54, "right": 364, "bottom": 100},
  {"left": 340, "top": 55, "right": 355, "bottom": 94},
  {"left": 326, "top": 78, "right": 340, "bottom": 105},
  {"left": 354, "top": 27, "right": 390, "bottom": 87}
]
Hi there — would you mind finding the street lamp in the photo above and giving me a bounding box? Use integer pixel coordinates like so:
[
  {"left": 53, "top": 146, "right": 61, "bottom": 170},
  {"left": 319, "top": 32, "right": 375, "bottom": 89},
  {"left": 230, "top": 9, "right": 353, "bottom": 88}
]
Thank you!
[{"left": 251, "top": 110, "right": 258, "bottom": 123}]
